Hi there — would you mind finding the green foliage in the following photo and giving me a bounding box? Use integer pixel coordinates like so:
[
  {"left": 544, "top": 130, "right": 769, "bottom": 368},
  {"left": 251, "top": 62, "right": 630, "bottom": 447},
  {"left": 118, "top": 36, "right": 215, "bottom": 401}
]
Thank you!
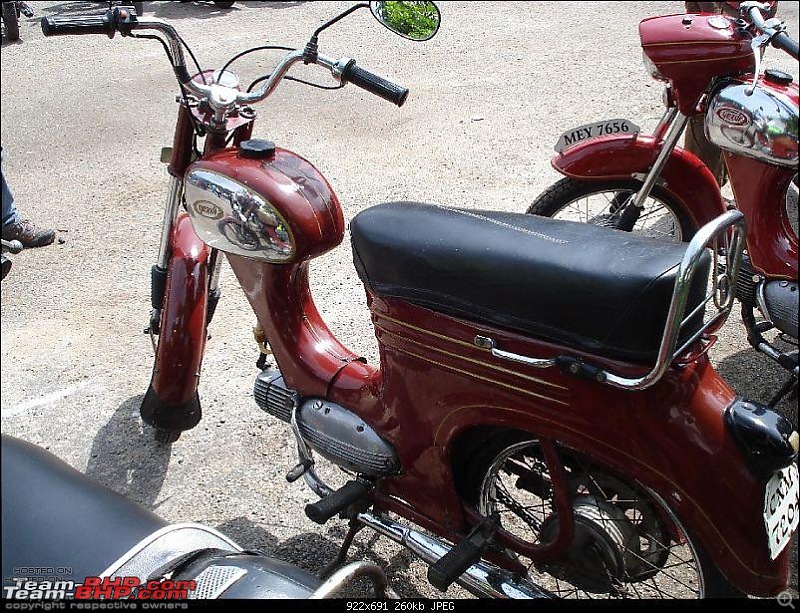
[{"left": 374, "top": 1, "right": 440, "bottom": 40}]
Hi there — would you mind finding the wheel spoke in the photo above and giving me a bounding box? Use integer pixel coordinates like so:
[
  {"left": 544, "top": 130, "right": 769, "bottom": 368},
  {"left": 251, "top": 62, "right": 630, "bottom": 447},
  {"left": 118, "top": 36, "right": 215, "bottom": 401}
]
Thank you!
[{"left": 477, "top": 441, "right": 703, "bottom": 599}]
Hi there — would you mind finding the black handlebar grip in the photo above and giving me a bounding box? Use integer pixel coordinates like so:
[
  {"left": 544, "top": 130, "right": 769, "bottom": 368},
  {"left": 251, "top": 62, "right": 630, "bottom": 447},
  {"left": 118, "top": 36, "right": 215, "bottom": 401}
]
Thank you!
[
  {"left": 772, "top": 32, "right": 799, "bottom": 60},
  {"left": 41, "top": 14, "right": 116, "bottom": 38},
  {"left": 341, "top": 61, "right": 409, "bottom": 108}
]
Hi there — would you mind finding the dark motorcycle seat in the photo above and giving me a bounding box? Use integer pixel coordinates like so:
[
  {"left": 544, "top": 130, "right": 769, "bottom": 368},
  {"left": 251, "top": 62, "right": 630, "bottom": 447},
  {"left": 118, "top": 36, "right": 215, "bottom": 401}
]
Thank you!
[
  {"left": 1, "top": 434, "right": 167, "bottom": 583},
  {"left": 351, "top": 202, "right": 710, "bottom": 363},
  {"left": 1, "top": 435, "right": 324, "bottom": 598}
]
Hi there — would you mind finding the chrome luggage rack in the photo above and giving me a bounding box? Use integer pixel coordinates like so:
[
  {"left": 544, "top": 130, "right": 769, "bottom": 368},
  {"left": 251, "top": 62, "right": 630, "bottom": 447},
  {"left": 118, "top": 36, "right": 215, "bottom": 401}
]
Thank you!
[{"left": 474, "top": 210, "right": 748, "bottom": 390}]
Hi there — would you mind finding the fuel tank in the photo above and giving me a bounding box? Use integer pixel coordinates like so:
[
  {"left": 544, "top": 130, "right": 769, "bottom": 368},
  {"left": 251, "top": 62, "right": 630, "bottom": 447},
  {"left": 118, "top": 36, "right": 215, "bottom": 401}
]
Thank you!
[
  {"left": 183, "top": 140, "right": 345, "bottom": 263},
  {"left": 640, "top": 13, "right": 755, "bottom": 115}
]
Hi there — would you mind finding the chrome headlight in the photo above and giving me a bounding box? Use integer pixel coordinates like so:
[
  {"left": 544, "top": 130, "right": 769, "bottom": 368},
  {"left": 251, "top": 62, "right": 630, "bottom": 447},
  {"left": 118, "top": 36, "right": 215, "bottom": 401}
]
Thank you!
[{"left": 184, "top": 169, "right": 295, "bottom": 263}]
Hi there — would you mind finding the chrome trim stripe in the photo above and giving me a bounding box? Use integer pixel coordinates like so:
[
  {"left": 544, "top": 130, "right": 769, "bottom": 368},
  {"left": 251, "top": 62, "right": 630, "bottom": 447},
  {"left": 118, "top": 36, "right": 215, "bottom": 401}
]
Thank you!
[
  {"left": 379, "top": 336, "right": 570, "bottom": 407},
  {"left": 655, "top": 53, "right": 753, "bottom": 65},
  {"left": 373, "top": 313, "right": 569, "bottom": 391},
  {"left": 375, "top": 324, "right": 567, "bottom": 392}
]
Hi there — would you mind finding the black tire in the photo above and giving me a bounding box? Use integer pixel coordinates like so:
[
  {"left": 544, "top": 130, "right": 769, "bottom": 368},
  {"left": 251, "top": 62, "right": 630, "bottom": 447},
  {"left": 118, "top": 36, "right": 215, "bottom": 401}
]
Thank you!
[
  {"left": 528, "top": 177, "right": 698, "bottom": 243},
  {"left": 457, "top": 429, "right": 743, "bottom": 599},
  {"left": 214, "top": 1, "right": 235, "bottom": 7},
  {"left": 155, "top": 428, "right": 181, "bottom": 444},
  {"left": 2, "top": 2, "right": 20, "bottom": 42}
]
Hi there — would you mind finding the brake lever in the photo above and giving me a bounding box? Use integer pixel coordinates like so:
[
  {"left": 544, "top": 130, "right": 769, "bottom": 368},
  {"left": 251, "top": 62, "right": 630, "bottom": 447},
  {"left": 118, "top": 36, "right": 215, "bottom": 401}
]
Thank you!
[{"left": 746, "top": 18, "right": 789, "bottom": 95}]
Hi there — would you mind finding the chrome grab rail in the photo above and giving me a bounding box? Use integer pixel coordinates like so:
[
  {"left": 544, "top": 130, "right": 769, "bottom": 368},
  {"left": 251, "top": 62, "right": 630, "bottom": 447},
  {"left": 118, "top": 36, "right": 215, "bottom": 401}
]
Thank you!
[{"left": 476, "top": 211, "right": 747, "bottom": 390}]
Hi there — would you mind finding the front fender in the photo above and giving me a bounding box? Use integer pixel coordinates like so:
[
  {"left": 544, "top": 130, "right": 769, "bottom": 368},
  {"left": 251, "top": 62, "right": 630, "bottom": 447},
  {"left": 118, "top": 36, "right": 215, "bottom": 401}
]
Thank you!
[
  {"left": 148, "top": 213, "right": 209, "bottom": 413},
  {"left": 552, "top": 135, "right": 727, "bottom": 229}
]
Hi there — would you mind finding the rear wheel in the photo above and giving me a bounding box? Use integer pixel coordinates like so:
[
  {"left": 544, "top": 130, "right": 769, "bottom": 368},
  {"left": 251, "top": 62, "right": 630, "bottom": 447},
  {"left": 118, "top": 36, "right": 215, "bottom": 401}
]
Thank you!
[
  {"left": 2, "top": 2, "right": 20, "bottom": 42},
  {"left": 528, "top": 178, "right": 697, "bottom": 243},
  {"left": 459, "top": 431, "right": 743, "bottom": 599}
]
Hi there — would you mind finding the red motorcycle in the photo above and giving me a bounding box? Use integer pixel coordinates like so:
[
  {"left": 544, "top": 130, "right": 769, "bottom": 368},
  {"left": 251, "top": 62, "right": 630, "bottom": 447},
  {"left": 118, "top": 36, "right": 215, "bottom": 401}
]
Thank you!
[
  {"left": 529, "top": 2, "right": 798, "bottom": 407},
  {"left": 43, "top": 3, "right": 799, "bottom": 600}
]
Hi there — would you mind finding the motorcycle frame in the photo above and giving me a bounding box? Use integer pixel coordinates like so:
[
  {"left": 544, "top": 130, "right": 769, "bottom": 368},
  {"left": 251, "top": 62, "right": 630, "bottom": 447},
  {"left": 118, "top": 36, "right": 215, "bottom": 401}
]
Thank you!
[
  {"left": 150, "top": 61, "right": 791, "bottom": 599},
  {"left": 220, "top": 203, "right": 789, "bottom": 597}
]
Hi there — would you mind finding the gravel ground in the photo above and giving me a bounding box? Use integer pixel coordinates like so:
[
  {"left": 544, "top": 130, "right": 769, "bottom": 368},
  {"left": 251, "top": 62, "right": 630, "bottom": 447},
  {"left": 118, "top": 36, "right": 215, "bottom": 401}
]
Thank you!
[{"left": 2, "top": 0, "right": 798, "bottom": 601}]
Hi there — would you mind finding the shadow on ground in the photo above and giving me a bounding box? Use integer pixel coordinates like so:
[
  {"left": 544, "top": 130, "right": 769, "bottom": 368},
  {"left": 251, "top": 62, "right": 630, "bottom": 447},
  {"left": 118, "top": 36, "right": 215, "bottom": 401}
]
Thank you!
[
  {"left": 85, "top": 394, "right": 171, "bottom": 509},
  {"left": 717, "top": 347, "right": 798, "bottom": 426}
]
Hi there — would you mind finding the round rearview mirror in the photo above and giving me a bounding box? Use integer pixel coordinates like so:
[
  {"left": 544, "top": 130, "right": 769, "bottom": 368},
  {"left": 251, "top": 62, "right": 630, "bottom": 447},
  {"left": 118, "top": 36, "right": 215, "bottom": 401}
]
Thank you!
[{"left": 370, "top": 1, "right": 441, "bottom": 42}]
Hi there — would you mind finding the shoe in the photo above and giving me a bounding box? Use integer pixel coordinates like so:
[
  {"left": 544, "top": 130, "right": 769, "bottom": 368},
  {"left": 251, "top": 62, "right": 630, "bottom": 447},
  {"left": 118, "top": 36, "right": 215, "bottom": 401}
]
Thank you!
[{"left": 2, "top": 219, "right": 56, "bottom": 248}]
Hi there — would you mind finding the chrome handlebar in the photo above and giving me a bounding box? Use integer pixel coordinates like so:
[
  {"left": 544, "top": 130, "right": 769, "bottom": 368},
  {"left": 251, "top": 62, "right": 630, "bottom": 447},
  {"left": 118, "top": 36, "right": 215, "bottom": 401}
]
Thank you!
[
  {"left": 130, "top": 17, "right": 338, "bottom": 114},
  {"left": 42, "top": 11, "right": 400, "bottom": 124}
]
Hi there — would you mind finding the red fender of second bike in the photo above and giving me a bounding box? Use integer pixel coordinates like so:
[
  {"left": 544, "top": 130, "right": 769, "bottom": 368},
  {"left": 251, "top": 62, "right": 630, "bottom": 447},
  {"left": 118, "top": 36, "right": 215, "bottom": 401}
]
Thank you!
[
  {"left": 552, "top": 134, "right": 728, "bottom": 228},
  {"left": 150, "top": 213, "right": 210, "bottom": 406}
]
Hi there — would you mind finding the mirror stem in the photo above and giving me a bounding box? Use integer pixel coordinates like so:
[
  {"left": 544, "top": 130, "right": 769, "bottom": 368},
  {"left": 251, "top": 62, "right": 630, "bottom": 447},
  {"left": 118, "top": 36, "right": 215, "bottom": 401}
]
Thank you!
[{"left": 312, "top": 2, "right": 370, "bottom": 40}]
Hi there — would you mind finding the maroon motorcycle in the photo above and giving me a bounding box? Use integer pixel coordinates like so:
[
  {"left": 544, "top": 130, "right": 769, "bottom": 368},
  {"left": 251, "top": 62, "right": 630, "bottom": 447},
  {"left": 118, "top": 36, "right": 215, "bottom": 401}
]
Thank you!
[
  {"left": 43, "top": 3, "right": 798, "bottom": 599},
  {"left": 529, "top": 2, "right": 798, "bottom": 408}
]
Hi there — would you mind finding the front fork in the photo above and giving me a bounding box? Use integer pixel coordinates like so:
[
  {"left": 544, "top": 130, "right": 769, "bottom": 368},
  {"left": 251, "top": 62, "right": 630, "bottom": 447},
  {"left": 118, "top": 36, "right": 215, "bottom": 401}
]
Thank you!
[
  {"left": 147, "top": 175, "right": 223, "bottom": 340},
  {"left": 141, "top": 174, "right": 219, "bottom": 435},
  {"left": 147, "top": 175, "right": 183, "bottom": 339},
  {"left": 615, "top": 107, "right": 689, "bottom": 231}
]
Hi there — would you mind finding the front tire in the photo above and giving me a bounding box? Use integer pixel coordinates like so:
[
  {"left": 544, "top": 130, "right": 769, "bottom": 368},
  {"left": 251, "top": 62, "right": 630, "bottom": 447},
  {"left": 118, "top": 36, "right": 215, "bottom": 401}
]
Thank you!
[
  {"left": 528, "top": 177, "right": 697, "bottom": 243},
  {"left": 458, "top": 430, "right": 742, "bottom": 599}
]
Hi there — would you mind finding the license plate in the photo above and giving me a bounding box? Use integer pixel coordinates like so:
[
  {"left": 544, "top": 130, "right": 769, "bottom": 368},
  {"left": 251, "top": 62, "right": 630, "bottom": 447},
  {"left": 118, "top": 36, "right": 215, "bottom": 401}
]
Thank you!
[
  {"left": 554, "top": 119, "right": 640, "bottom": 153},
  {"left": 764, "top": 464, "right": 800, "bottom": 560}
]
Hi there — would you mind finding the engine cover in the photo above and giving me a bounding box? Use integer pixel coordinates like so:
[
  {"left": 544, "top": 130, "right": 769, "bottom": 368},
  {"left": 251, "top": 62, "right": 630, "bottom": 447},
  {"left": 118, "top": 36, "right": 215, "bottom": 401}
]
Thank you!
[
  {"left": 763, "top": 280, "right": 799, "bottom": 339},
  {"left": 297, "top": 399, "right": 401, "bottom": 477},
  {"left": 254, "top": 368, "right": 400, "bottom": 477}
]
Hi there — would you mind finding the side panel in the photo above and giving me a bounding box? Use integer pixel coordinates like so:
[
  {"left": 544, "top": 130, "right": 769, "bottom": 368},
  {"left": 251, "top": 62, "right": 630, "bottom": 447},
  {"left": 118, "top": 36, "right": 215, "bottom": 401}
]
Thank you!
[
  {"left": 363, "top": 297, "right": 790, "bottom": 596},
  {"left": 552, "top": 134, "right": 728, "bottom": 227},
  {"left": 149, "top": 214, "right": 209, "bottom": 410}
]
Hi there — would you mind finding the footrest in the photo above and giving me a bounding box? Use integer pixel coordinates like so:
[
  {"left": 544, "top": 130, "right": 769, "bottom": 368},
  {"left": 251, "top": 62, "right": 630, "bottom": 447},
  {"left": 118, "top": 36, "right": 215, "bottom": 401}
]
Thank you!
[
  {"left": 427, "top": 515, "right": 499, "bottom": 592},
  {"left": 305, "top": 481, "right": 371, "bottom": 525}
]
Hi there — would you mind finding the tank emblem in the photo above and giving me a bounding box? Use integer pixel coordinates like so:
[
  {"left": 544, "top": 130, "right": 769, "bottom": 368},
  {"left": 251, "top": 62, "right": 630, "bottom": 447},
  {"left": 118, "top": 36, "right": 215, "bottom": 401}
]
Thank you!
[
  {"left": 193, "top": 200, "right": 225, "bottom": 221},
  {"left": 716, "top": 107, "right": 751, "bottom": 128}
]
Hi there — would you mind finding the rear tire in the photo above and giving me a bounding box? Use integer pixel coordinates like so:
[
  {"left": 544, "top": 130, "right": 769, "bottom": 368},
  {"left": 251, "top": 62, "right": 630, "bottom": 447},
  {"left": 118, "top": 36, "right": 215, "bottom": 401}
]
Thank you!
[
  {"left": 528, "top": 177, "right": 697, "bottom": 243},
  {"left": 2, "top": 2, "right": 20, "bottom": 42},
  {"left": 457, "top": 430, "right": 743, "bottom": 599}
]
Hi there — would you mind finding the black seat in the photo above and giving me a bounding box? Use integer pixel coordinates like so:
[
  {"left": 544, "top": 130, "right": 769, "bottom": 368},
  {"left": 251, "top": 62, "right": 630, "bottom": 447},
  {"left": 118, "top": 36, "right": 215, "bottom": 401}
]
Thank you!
[
  {"left": 1, "top": 435, "right": 167, "bottom": 583},
  {"left": 351, "top": 202, "right": 710, "bottom": 363}
]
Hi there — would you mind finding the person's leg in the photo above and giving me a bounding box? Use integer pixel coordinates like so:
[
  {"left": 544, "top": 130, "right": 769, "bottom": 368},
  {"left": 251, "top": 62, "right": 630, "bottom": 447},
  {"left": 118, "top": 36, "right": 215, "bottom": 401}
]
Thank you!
[
  {"left": 2, "top": 166, "right": 21, "bottom": 230},
  {"left": 1, "top": 155, "right": 55, "bottom": 248}
]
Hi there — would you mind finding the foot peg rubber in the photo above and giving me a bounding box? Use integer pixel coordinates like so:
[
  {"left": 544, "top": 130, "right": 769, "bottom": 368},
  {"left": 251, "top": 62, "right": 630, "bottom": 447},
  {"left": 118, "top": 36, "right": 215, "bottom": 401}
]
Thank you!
[
  {"left": 305, "top": 481, "right": 371, "bottom": 525},
  {"left": 427, "top": 515, "right": 500, "bottom": 592},
  {"left": 286, "top": 459, "right": 312, "bottom": 484}
]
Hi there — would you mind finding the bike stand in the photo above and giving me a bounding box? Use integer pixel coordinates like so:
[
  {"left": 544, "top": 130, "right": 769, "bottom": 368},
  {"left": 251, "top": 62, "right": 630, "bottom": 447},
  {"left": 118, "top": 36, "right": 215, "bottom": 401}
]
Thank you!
[{"left": 319, "top": 518, "right": 365, "bottom": 580}]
